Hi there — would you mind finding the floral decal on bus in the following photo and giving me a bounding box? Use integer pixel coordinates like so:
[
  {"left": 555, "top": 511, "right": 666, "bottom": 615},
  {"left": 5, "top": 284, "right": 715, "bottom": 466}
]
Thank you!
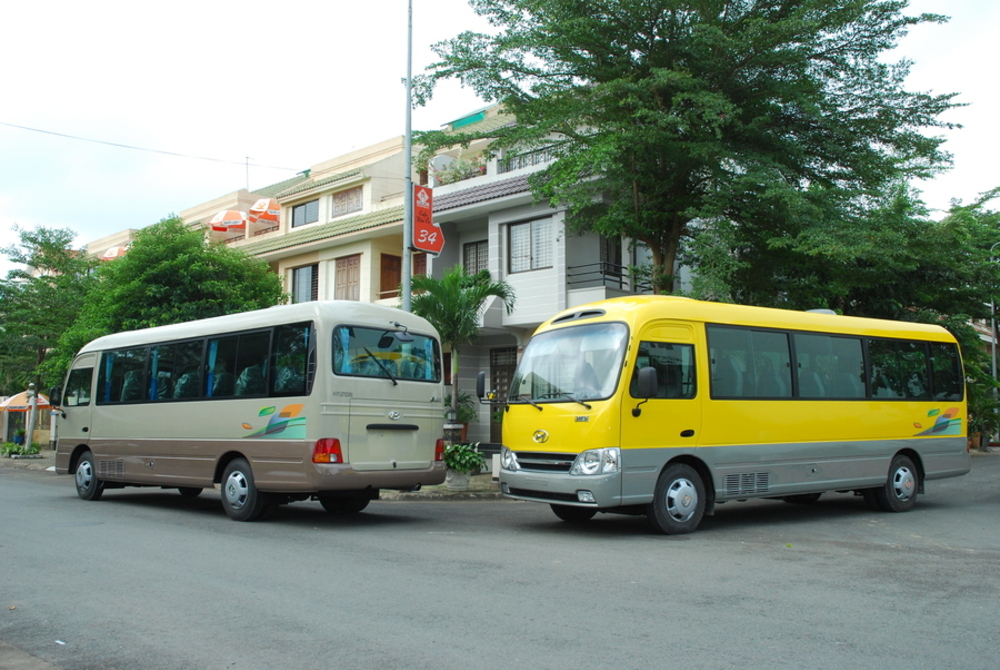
[
  {"left": 242, "top": 404, "right": 306, "bottom": 439},
  {"left": 913, "top": 407, "right": 962, "bottom": 437}
]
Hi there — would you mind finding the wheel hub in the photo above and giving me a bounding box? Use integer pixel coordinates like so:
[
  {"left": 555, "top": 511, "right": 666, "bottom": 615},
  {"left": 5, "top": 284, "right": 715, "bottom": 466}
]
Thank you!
[
  {"left": 892, "top": 466, "right": 915, "bottom": 501},
  {"left": 76, "top": 461, "right": 93, "bottom": 490},
  {"left": 666, "top": 478, "right": 698, "bottom": 522},
  {"left": 225, "top": 472, "right": 249, "bottom": 509}
]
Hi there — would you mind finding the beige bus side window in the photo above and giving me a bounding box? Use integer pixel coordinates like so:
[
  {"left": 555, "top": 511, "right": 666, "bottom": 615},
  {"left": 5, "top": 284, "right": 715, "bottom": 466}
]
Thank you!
[
  {"left": 64, "top": 367, "right": 93, "bottom": 407},
  {"left": 272, "top": 323, "right": 312, "bottom": 395}
]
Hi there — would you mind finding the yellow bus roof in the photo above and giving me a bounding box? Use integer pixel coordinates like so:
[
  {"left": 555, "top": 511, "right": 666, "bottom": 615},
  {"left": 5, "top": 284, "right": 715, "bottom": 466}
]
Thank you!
[{"left": 540, "top": 296, "right": 956, "bottom": 342}]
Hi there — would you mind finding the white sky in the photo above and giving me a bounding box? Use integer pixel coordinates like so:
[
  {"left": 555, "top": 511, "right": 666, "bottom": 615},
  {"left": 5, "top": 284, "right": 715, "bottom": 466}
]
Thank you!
[{"left": 1, "top": 0, "right": 997, "bottom": 276}]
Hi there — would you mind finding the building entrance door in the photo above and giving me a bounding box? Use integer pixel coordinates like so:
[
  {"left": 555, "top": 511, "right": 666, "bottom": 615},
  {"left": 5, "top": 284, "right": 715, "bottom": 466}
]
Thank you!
[{"left": 489, "top": 347, "right": 517, "bottom": 443}]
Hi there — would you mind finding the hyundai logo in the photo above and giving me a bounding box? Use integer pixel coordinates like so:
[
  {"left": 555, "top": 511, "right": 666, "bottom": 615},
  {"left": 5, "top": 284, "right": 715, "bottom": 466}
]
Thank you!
[
  {"left": 388, "top": 411, "right": 401, "bottom": 421},
  {"left": 532, "top": 429, "right": 549, "bottom": 443}
]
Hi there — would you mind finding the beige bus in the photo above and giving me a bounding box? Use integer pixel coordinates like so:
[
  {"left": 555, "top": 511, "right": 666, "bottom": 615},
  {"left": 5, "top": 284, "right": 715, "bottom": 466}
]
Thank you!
[{"left": 53, "top": 301, "right": 446, "bottom": 521}]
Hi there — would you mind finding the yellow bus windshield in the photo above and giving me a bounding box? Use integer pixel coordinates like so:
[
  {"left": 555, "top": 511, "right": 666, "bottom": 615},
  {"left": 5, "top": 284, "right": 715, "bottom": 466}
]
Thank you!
[{"left": 509, "top": 322, "right": 628, "bottom": 403}]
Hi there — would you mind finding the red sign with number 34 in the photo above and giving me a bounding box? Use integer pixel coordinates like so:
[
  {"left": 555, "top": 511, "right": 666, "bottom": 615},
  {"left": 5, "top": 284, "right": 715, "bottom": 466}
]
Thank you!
[{"left": 411, "top": 185, "right": 444, "bottom": 255}]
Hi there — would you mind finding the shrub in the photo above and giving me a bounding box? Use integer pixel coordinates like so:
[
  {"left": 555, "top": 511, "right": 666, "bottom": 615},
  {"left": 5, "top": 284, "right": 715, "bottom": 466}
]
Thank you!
[
  {"left": 443, "top": 443, "right": 486, "bottom": 474},
  {"left": 2, "top": 441, "right": 41, "bottom": 456}
]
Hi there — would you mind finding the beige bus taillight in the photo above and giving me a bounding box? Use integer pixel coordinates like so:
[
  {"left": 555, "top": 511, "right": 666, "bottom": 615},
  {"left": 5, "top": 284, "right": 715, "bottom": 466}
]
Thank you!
[
  {"left": 434, "top": 438, "right": 445, "bottom": 462},
  {"left": 312, "top": 438, "right": 343, "bottom": 464}
]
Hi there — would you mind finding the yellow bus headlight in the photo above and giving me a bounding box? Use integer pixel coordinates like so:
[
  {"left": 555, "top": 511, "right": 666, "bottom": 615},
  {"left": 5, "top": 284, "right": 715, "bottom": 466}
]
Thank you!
[
  {"left": 570, "top": 448, "right": 620, "bottom": 476},
  {"left": 500, "top": 446, "right": 520, "bottom": 471}
]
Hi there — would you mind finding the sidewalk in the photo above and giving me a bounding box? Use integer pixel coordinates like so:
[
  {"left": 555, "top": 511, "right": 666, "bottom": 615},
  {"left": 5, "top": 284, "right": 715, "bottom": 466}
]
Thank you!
[
  {"left": 0, "top": 449, "right": 503, "bottom": 499},
  {"left": 0, "top": 449, "right": 56, "bottom": 472}
]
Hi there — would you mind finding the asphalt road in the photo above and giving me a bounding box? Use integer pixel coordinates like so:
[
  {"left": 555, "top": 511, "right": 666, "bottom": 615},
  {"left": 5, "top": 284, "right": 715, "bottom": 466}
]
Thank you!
[{"left": 1, "top": 454, "right": 998, "bottom": 670}]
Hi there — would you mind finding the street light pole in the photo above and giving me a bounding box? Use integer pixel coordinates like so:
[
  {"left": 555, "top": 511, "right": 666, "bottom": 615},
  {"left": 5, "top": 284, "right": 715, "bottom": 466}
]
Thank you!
[
  {"left": 988, "top": 241, "right": 1000, "bottom": 447},
  {"left": 25, "top": 383, "right": 38, "bottom": 453},
  {"left": 401, "top": 0, "right": 414, "bottom": 312},
  {"left": 990, "top": 242, "right": 1000, "bottom": 387}
]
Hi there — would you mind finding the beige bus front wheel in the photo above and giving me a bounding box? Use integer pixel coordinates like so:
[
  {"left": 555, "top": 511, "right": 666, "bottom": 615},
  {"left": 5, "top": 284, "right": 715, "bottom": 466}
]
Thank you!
[{"left": 75, "top": 451, "right": 105, "bottom": 502}]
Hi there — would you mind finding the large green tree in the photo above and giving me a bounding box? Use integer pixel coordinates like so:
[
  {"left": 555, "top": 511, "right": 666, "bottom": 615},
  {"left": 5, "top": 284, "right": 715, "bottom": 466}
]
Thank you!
[
  {"left": 410, "top": 267, "right": 515, "bottom": 417},
  {"left": 0, "top": 226, "right": 98, "bottom": 394},
  {"left": 688, "top": 185, "right": 1000, "bottom": 320},
  {"left": 415, "top": 0, "right": 959, "bottom": 293},
  {"left": 47, "top": 216, "right": 286, "bottom": 382}
]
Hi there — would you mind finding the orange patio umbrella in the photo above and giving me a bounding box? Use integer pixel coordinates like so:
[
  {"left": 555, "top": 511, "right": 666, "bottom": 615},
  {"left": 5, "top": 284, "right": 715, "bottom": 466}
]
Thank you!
[
  {"left": 248, "top": 198, "right": 280, "bottom": 225},
  {"left": 100, "top": 246, "right": 128, "bottom": 261},
  {"left": 209, "top": 210, "right": 248, "bottom": 232}
]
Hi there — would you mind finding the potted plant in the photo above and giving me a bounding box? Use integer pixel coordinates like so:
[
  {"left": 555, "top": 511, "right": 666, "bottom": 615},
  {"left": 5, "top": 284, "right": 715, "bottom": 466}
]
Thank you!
[
  {"left": 968, "top": 396, "right": 1000, "bottom": 451},
  {"left": 965, "top": 371, "right": 1000, "bottom": 452},
  {"left": 12, "top": 428, "right": 26, "bottom": 446},
  {"left": 443, "top": 443, "right": 486, "bottom": 491},
  {"left": 444, "top": 389, "right": 478, "bottom": 441}
]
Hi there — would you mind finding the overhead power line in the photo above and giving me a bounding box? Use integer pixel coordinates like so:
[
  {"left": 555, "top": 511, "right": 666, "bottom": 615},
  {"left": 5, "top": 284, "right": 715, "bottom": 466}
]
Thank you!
[{"left": 0, "top": 120, "right": 300, "bottom": 172}]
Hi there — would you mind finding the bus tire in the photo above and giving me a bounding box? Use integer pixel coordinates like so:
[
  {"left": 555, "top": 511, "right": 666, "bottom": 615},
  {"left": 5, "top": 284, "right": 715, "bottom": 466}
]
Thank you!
[
  {"left": 177, "top": 487, "right": 203, "bottom": 498},
  {"left": 75, "top": 451, "right": 104, "bottom": 501},
  {"left": 648, "top": 463, "right": 705, "bottom": 535},
  {"left": 221, "top": 458, "right": 268, "bottom": 521},
  {"left": 873, "top": 454, "right": 919, "bottom": 513},
  {"left": 319, "top": 495, "right": 370, "bottom": 514},
  {"left": 550, "top": 504, "right": 597, "bottom": 524}
]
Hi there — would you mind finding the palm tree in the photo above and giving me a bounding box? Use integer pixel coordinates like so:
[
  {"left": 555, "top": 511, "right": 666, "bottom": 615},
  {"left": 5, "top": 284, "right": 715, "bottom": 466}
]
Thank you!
[{"left": 410, "top": 267, "right": 516, "bottom": 418}]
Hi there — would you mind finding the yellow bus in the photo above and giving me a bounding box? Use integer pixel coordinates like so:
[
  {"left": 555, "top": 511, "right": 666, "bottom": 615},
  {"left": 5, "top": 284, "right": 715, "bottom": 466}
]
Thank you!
[
  {"left": 483, "top": 296, "right": 970, "bottom": 534},
  {"left": 53, "top": 301, "right": 446, "bottom": 521}
]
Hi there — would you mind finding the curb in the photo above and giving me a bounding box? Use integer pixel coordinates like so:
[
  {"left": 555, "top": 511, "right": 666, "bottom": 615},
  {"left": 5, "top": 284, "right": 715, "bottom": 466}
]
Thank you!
[
  {"left": 381, "top": 475, "right": 504, "bottom": 501},
  {"left": 0, "top": 455, "right": 505, "bottom": 500}
]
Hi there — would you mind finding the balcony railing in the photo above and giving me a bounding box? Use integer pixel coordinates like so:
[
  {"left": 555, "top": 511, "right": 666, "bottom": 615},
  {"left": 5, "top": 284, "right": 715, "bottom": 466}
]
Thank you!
[
  {"left": 566, "top": 262, "right": 651, "bottom": 293},
  {"left": 498, "top": 147, "right": 556, "bottom": 174}
]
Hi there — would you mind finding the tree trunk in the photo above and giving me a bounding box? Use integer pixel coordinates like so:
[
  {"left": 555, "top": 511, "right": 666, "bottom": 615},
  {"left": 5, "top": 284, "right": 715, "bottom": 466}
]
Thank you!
[
  {"left": 450, "top": 346, "right": 460, "bottom": 414},
  {"left": 645, "top": 221, "right": 684, "bottom": 295}
]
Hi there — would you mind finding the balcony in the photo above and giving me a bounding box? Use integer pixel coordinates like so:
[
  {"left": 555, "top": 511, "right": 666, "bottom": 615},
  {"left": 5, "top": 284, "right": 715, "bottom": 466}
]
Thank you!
[
  {"left": 430, "top": 155, "right": 487, "bottom": 187},
  {"left": 498, "top": 146, "right": 556, "bottom": 174},
  {"left": 567, "top": 262, "right": 649, "bottom": 291}
]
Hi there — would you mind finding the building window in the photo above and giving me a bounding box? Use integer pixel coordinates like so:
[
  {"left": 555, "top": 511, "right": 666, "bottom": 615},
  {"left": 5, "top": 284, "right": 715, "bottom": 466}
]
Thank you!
[
  {"left": 335, "top": 254, "right": 361, "bottom": 301},
  {"left": 292, "top": 264, "right": 318, "bottom": 303},
  {"left": 291, "top": 199, "right": 319, "bottom": 228},
  {"left": 412, "top": 252, "right": 427, "bottom": 278},
  {"left": 463, "top": 240, "right": 488, "bottom": 274},
  {"left": 509, "top": 218, "right": 552, "bottom": 273},
  {"left": 332, "top": 187, "right": 363, "bottom": 217},
  {"left": 380, "top": 254, "right": 402, "bottom": 299}
]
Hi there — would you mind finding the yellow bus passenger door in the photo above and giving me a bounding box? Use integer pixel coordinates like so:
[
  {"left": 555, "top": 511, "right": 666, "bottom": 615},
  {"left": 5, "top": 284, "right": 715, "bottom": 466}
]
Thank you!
[{"left": 621, "top": 327, "right": 702, "bottom": 496}]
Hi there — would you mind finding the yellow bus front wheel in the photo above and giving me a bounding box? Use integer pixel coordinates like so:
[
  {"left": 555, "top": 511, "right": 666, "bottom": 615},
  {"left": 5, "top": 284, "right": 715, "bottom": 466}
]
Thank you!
[{"left": 648, "top": 463, "right": 706, "bottom": 535}]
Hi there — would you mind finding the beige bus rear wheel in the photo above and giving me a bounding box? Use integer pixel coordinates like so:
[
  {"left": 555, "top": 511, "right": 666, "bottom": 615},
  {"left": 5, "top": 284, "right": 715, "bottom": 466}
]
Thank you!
[{"left": 221, "top": 458, "right": 268, "bottom": 521}]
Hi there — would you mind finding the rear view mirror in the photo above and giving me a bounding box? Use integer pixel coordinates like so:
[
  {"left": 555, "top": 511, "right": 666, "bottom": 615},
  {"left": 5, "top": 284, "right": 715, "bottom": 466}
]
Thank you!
[
  {"left": 632, "top": 367, "right": 657, "bottom": 417},
  {"left": 636, "top": 367, "right": 658, "bottom": 398}
]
